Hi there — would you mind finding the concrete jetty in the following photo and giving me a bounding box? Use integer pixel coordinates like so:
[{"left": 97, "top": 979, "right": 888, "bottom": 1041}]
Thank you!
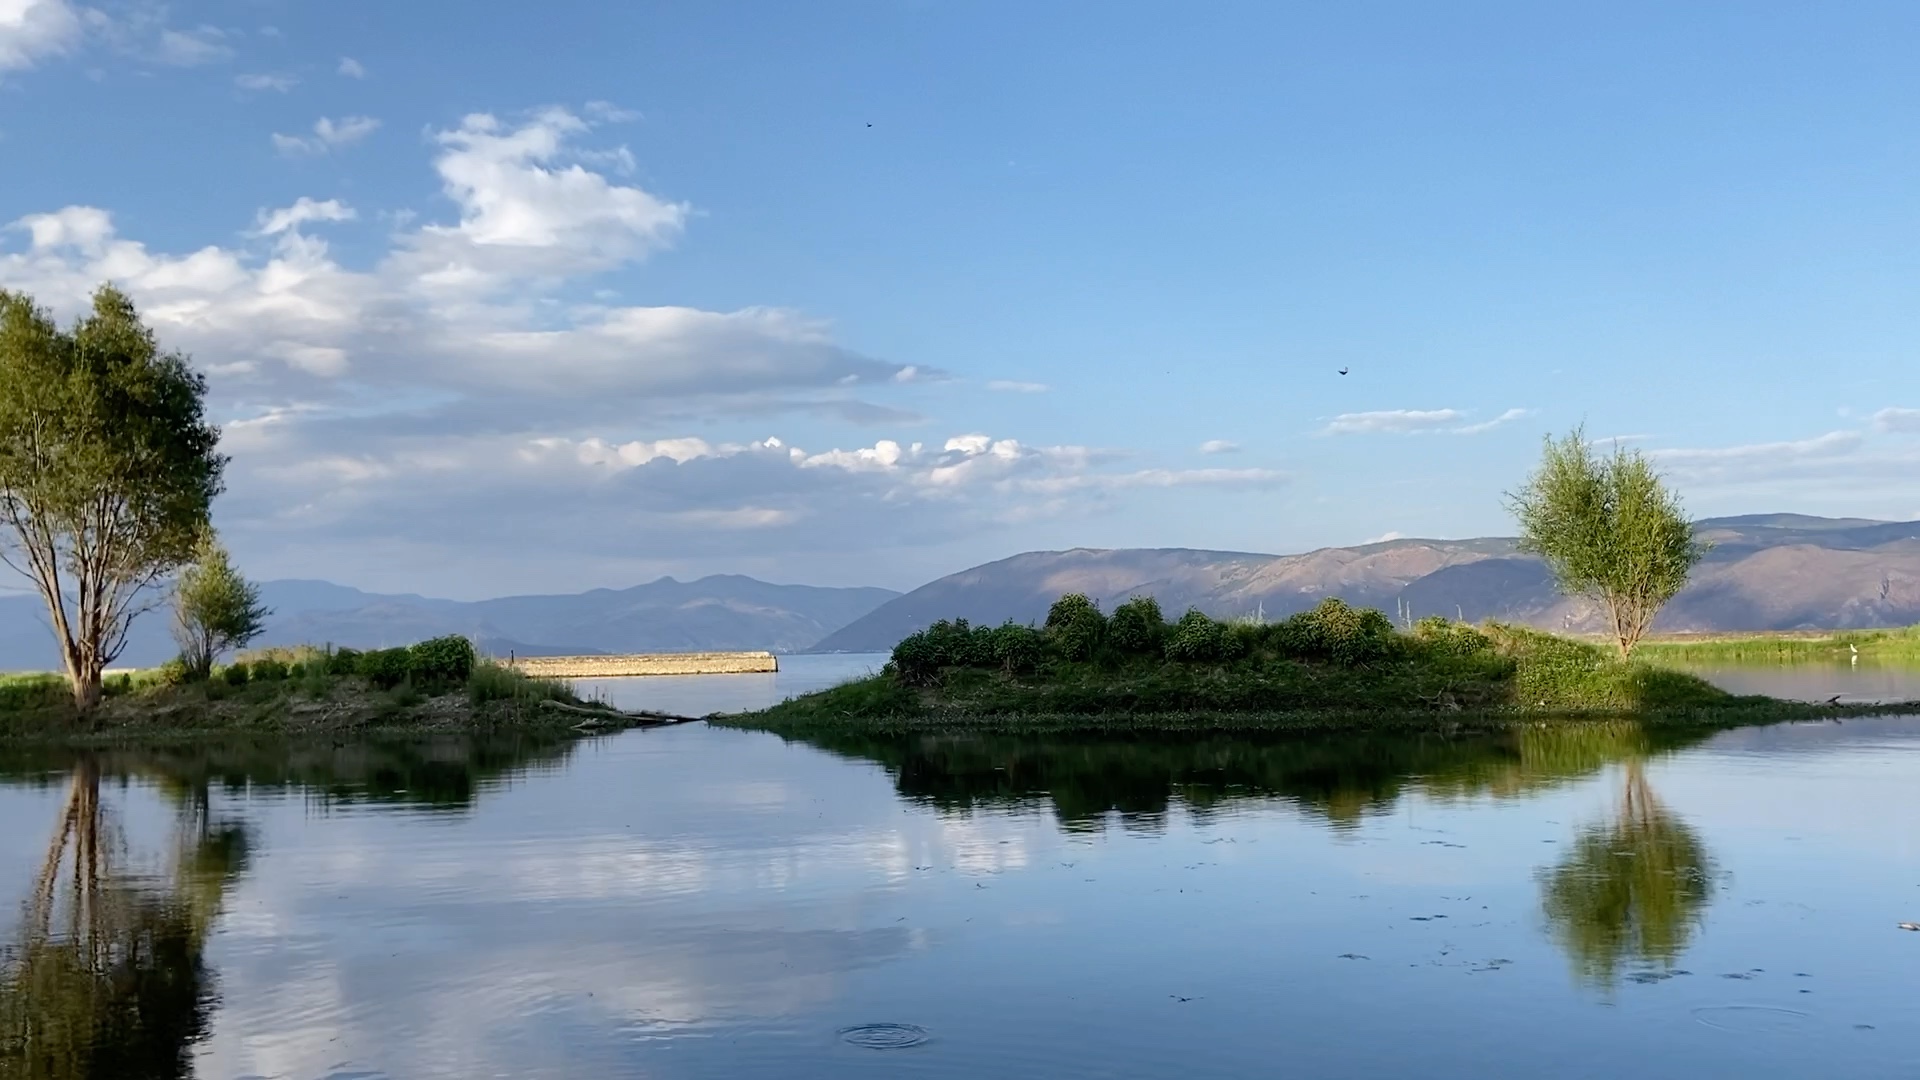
[{"left": 505, "top": 651, "right": 778, "bottom": 678}]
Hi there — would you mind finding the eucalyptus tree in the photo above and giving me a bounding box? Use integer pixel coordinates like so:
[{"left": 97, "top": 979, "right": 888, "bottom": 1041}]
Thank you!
[
  {"left": 0, "top": 287, "right": 225, "bottom": 711},
  {"left": 1506, "top": 426, "right": 1704, "bottom": 657}
]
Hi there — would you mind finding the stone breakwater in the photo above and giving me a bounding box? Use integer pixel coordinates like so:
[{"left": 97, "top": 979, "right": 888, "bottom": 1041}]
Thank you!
[{"left": 506, "top": 652, "right": 779, "bottom": 678}]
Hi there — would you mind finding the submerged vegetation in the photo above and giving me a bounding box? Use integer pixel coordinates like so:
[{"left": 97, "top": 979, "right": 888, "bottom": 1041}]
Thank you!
[{"left": 719, "top": 594, "right": 1911, "bottom": 735}]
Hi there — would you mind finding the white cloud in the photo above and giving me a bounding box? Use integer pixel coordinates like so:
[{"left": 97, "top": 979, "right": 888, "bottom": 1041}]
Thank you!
[
  {"left": 272, "top": 115, "right": 381, "bottom": 156},
  {"left": 1322, "top": 407, "right": 1530, "bottom": 436},
  {"left": 1363, "top": 530, "right": 1406, "bottom": 544},
  {"left": 0, "top": 102, "right": 1275, "bottom": 588},
  {"left": 1654, "top": 431, "right": 1862, "bottom": 469},
  {"left": 673, "top": 507, "right": 798, "bottom": 529},
  {"left": 154, "top": 25, "right": 230, "bottom": 67},
  {"left": 0, "top": 0, "right": 82, "bottom": 71},
  {"left": 1872, "top": 407, "right": 1920, "bottom": 434},
  {"left": 253, "top": 197, "right": 355, "bottom": 237},
  {"left": 1585, "top": 432, "right": 1654, "bottom": 447},
  {"left": 1198, "top": 439, "right": 1240, "bottom": 454},
  {"left": 336, "top": 55, "right": 365, "bottom": 78},
  {"left": 390, "top": 109, "right": 686, "bottom": 284},
  {"left": 1323, "top": 409, "right": 1464, "bottom": 435},
  {"left": 1648, "top": 430, "right": 1920, "bottom": 503},
  {"left": 235, "top": 72, "right": 296, "bottom": 92},
  {"left": 582, "top": 100, "right": 639, "bottom": 123},
  {"left": 1450, "top": 407, "right": 1532, "bottom": 435},
  {"left": 986, "top": 380, "right": 1048, "bottom": 393}
]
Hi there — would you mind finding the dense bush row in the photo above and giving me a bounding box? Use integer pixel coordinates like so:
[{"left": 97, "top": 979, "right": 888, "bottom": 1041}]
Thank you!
[
  {"left": 889, "top": 594, "right": 1496, "bottom": 683},
  {"left": 158, "top": 635, "right": 478, "bottom": 690}
]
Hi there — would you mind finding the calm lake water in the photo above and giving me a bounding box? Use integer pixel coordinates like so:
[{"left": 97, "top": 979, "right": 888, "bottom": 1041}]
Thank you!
[
  {"left": 573, "top": 653, "right": 891, "bottom": 716},
  {"left": 3, "top": 662, "right": 1920, "bottom": 1078}
]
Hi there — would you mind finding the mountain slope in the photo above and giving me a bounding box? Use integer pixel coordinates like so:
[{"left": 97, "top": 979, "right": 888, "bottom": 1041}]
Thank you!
[
  {"left": 811, "top": 515, "right": 1920, "bottom": 652},
  {"left": 0, "top": 577, "right": 899, "bottom": 672}
]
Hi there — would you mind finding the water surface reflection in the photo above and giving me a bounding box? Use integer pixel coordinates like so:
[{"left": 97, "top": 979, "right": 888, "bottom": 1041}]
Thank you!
[{"left": 0, "top": 719, "right": 1914, "bottom": 1078}]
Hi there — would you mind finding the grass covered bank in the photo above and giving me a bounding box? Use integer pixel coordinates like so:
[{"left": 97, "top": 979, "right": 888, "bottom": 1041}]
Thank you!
[
  {"left": 1634, "top": 626, "right": 1920, "bottom": 665},
  {"left": 714, "top": 597, "right": 1920, "bottom": 736},
  {"left": 0, "top": 637, "right": 676, "bottom": 745}
]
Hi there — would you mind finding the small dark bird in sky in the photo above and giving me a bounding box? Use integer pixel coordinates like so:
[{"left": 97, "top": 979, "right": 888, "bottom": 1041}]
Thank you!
[
  {"left": 866, "top": 122, "right": 873, "bottom": 127},
  {"left": 1338, "top": 367, "right": 1349, "bottom": 375}
]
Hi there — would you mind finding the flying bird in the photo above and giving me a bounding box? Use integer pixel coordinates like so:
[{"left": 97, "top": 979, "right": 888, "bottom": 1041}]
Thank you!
[{"left": 1338, "top": 367, "right": 1349, "bottom": 375}]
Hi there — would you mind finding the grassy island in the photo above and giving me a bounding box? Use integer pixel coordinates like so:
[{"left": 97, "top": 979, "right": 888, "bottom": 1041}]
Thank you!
[
  {"left": 0, "top": 637, "right": 681, "bottom": 745},
  {"left": 716, "top": 596, "right": 1919, "bottom": 736}
]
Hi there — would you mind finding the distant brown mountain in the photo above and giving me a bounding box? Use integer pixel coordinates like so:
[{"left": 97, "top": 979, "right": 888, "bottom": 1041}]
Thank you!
[
  {"left": 0, "top": 576, "right": 899, "bottom": 672},
  {"left": 809, "top": 514, "right": 1920, "bottom": 652}
]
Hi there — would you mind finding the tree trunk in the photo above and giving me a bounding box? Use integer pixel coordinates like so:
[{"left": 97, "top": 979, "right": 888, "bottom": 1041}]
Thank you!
[{"left": 64, "top": 646, "right": 103, "bottom": 715}]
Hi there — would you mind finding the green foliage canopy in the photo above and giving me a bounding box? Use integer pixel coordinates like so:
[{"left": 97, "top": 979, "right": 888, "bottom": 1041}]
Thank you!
[
  {"left": 1507, "top": 427, "right": 1704, "bottom": 657},
  {"left": 0, "top": 286, "right": 225, "bottom": 710},
  {"left": 172, "top": 534, "right": 270, "bottom": 680},
  {"left": 1044, "top": 594, "right": 1105, "bottom": 661}
]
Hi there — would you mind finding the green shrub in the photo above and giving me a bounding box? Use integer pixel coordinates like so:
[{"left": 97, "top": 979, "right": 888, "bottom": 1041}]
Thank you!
[
  {"left": 989, "top": 621, "right": 1044, "bottom": 673},
  {"left": 1108, "top": 596, "right": 1166, "bottom": 655},
  {"left": 326, "top": 647, "right": 361, "bottom": 677},
  {"left": 358, "top": 648, "right": 412, "bottom": 690},
  {"left": 1044, "top": 594, "right": 1106, "bottom": 661},
  {"left": 468, "top": 658, "right": 574, "bottom": 706},
  {"left": 156, "top": 656, "right": 193, "bottom": 687},
  {"left": 1268, "top": 611, "right": 1326, "bottom": 658},
  {"left": 1165, "top": 608, "right": 1229, "bottom": 662},
  {"left": 103, "top": 672, "right": 134, "bottom": 697},
  {"left": 892, "top": 619, "right": 995, "bottom": 684},
  {"left": 249, "top": 658, "right": 288, "bottom": 682},
  {"left": 1412, "top": 615, "right": 1493, "bottom": 658},
  {"left": 1271, "top": 598, "right": 1397, "bottom": 666},
  {"left": 1227, "top": 620, "right": 1266, "bottom": 658},
  {"left": 221, "top": 662, "right": 249, "bottom": 686},
  {"left": 409, "top": 635, "right": 477, "bottom": 684}
]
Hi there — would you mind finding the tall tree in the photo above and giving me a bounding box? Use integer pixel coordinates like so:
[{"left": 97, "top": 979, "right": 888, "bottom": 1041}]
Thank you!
[
  {"left": 1506, "top": 427, "right": 1705, "bottom": 657},
  {"left": 172, "top": 533, "right": 270, "bottom": 680},
  {"left": 0, "top": 287, "right": 225, "bottom": 712}
]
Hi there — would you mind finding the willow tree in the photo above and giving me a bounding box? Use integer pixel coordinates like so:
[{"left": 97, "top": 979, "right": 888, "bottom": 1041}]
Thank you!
[
  {"left": 0, "top": 287, "right": 225, "bottom": 712},
  {"left": 173, "top": 533, "right": 269, "bottom": 681},
  {"left": 1506, "top": 427, "right": 1704, "bottom": 657}
]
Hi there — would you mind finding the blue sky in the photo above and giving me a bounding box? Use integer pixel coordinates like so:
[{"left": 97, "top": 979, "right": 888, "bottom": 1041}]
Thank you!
[{"left": 3, "top": 1, "right": 1919, "bottom": 597}]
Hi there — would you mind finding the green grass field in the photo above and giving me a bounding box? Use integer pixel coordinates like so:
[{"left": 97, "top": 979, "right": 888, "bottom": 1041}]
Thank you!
[{"left": 1633, "top": 626, "right": 1920, "bottom": 664}]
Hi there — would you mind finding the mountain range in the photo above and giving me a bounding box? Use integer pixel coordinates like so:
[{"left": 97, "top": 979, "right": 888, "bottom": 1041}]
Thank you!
[
  {"left": 0, "top": 576, "right": 900, "bottom": 672},
  {"left": 6, "top": 513, "right": 1920, "bottom": 671},
  {"left": 811, "top": 514, "right": 1920, "bottom": 651}
]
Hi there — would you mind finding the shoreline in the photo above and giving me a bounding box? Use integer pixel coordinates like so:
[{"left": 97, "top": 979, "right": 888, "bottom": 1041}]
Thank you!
[{"left": 711, "top": 697, "right": 1920, "bottom": 738}]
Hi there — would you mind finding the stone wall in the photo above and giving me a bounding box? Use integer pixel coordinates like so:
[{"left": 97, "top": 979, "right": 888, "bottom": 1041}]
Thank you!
[{"left": 505, "top": 652, "right": 779, "bottom": 678}]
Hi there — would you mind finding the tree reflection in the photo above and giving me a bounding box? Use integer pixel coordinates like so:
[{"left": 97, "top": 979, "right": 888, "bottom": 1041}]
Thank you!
[
  {"left": 789, "top": 723, "right": 1712, "bottom": 830},
  {"left": 1537, "top": 760, "right": 1718, "bottom": 989},
  {"left": 0, "top": 758, "right": 251, "bottom": 1079}
]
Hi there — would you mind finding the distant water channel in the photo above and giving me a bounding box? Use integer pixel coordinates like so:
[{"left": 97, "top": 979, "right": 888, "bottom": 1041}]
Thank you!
[
  {"left": 4, "top": 700, "right": 1920, "bottom": 1076},
  {"left": 1682, "top": 661, "right": 1920, "bottom": 704},
  {"left": 573, "top": 652, "right": 890, "bottom": 715}
]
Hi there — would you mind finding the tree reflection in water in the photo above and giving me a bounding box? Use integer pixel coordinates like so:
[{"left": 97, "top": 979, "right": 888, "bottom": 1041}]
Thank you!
[
  {"left": 0, "top": 758, "right": 250, "bottom": 1078},
  {"left": 790, "top": 723, "right": 1712, "bottom": 831},
  {"left": 1537, "top": 759, "right": 1718, "bottom": 990},
  {"left": 0, "top": 733, "right": 580, "bottom": 1077}
]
